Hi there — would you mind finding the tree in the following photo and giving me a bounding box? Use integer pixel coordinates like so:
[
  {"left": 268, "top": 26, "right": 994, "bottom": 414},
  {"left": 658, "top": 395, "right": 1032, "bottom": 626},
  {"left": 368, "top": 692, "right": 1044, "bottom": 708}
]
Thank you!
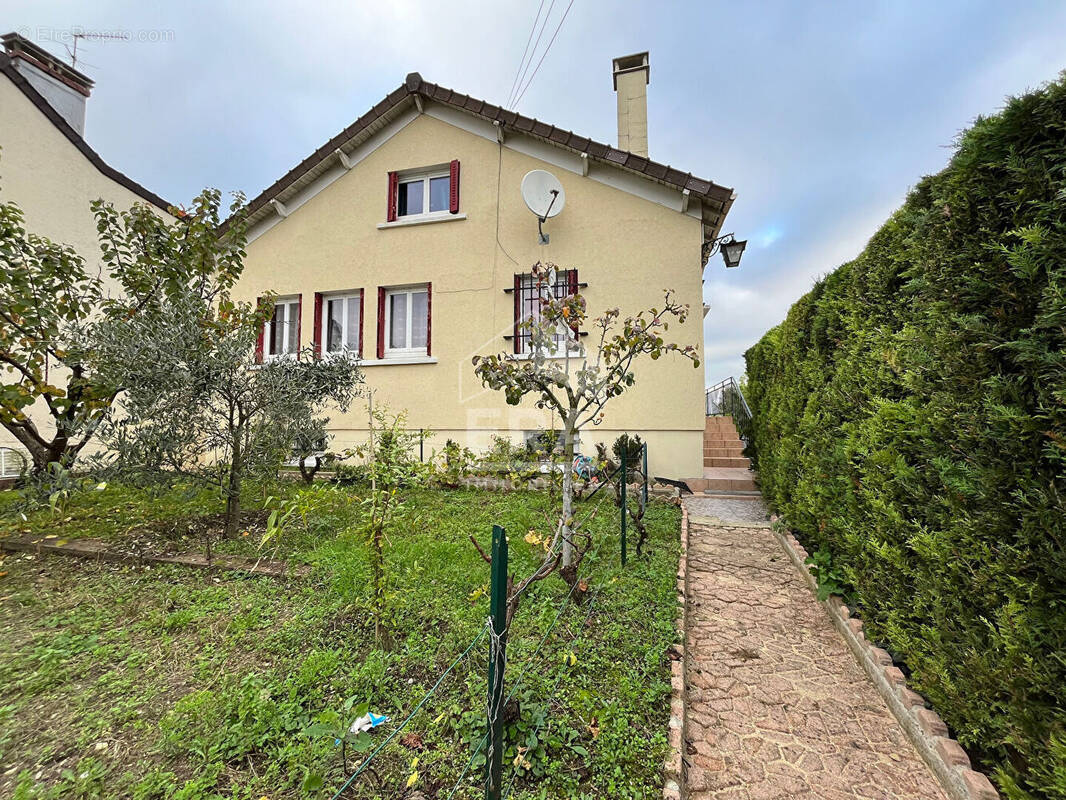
[
  {"left": 353, "top": 399, "right": 430, "bottom": 647},
  {"left": 97, "top": 301, "right": 363, "bottom": 538},
  {"left": 0, "top": 182, "right": 245, "bottom": 475},
  {"left": 473, "top": 261, "right": 699, "bottom": 583}
]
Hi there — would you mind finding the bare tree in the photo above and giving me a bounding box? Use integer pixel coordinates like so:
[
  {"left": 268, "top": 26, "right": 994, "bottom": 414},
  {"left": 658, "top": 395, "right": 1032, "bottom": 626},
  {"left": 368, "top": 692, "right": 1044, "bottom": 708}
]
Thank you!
[{"left": 473, "top": 260, "right": 698, "bottom": 585}]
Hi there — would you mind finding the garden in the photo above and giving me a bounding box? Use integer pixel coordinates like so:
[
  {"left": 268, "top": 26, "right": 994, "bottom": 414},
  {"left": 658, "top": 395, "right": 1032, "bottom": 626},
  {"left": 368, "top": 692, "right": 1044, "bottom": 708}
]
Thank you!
[
  {"left": 0, "top": 173, "right": 699, "bottom": 799},
  {"left": 0, "top": 474, "right": 682, "bottom": 800}
]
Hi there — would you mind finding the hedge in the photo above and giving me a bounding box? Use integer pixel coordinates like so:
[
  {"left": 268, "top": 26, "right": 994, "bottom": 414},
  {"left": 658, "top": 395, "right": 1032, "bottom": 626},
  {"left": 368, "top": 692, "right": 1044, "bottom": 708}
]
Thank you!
[{"left": 745, "top": 76, "right": 1066, "bottom": 798}]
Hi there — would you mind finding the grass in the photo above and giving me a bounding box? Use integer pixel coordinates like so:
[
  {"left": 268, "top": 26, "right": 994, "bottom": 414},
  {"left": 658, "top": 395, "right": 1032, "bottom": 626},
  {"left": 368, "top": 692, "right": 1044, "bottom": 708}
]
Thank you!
[{"left": 0, "top": 481, "right": 681, "bottom": 799}]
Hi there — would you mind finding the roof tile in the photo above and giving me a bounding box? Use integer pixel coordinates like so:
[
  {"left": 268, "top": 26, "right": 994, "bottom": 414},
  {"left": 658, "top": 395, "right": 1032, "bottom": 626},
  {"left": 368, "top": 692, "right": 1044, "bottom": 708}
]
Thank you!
[{"left": 238, "top": 73, "right": 734, "bottom": 246}]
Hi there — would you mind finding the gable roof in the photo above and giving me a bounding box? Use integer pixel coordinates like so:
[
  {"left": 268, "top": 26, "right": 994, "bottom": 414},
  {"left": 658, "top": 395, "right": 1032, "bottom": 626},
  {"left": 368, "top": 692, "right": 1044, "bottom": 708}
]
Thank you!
[
  {"left": 241, "top": 72, "right": 735, "bottom": 255},
  {"left": 0, "top": 53, "right": 170, "bottom": 212}
]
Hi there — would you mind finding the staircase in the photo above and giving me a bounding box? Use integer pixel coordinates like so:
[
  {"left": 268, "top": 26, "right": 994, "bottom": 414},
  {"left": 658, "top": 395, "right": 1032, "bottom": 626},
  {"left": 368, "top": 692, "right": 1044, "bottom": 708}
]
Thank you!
[{"left": 699, "top": 415, "right": 759, "bottom": 495}]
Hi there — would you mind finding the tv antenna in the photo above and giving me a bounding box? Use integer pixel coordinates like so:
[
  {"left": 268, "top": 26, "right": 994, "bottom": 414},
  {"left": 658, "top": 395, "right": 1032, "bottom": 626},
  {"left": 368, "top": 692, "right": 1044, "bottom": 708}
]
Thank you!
[
  {"left": 520, "top": 169, "right": 565, "bottom": 244},
  {"left": 65, "top": 31, "right": 130, "bottom": 69}
]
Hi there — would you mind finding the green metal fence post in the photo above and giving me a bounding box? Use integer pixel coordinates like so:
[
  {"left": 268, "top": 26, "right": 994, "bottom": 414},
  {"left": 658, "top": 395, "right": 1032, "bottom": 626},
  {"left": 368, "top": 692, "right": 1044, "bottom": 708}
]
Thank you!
[
  {"left": 642, "top": 442, "right": 649, "bottom": 507},
  {"left": 620, "top": 447, "right": 628, "bottom": 567},
  {"left": 485, "top": 524, "right": 508, "bottom": 800}
]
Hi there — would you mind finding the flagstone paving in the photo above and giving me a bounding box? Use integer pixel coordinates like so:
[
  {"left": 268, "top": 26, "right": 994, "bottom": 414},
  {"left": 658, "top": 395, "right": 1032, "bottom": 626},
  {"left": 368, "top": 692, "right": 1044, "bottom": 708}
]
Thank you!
[{"left": 681, "top": 496, "right": 946, "bottom": 799}]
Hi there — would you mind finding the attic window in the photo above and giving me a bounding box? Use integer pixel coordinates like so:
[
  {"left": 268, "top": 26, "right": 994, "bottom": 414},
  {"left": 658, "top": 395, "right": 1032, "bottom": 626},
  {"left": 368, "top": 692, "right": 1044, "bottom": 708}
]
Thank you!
[{"left": 387, "top": 161, "right": 460, "bottom": 222}]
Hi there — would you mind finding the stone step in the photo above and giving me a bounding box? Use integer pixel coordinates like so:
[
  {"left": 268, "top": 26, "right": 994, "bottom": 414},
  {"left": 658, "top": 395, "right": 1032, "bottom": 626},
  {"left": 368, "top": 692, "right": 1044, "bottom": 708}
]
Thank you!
[
  {"left": 704, "top": 447, "right": 745, "bottom": 458},
  {"left": 702, "top": 488, "right": 764, "bottom": 500},
  {"left": 704, "top": 441, "right": 744, "bottom": 450},
  {"left": 703, "top": 476, "right": 758, "bottom": 491},
  {"left": 704, "top": 421, "right": 740, "bottom": 435},
  {"left": 704, "top": 456, "right": 750, "bottom": 468}
]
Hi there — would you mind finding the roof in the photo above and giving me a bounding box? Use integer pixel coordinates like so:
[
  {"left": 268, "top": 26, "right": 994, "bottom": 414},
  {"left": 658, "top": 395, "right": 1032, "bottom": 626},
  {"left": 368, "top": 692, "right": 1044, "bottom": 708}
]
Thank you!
[
  {"left": 0, "top": 52, "right": 170, "bottom": 212},
  {"left": 241, "top": 72, "right": 736, "bottom": 251}
]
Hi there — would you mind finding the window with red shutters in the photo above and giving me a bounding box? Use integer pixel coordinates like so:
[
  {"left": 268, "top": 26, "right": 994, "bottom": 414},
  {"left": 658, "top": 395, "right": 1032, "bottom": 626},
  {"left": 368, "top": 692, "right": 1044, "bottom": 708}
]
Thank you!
[{"left": 385, "top": 164, "right": 459, "bottom": 221}]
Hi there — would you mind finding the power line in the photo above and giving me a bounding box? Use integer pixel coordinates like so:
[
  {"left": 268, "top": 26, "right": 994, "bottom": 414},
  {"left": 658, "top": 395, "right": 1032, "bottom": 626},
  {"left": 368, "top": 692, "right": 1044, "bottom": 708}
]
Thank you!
[
  {"left": 511, "top": 0, "right": 576, "bottom": 110},
  {"left": 508, "top": 0, "right": 557, "bottom": 108},
  {"left": 506, "top": 0, "right": 547, "bottom": 109}
]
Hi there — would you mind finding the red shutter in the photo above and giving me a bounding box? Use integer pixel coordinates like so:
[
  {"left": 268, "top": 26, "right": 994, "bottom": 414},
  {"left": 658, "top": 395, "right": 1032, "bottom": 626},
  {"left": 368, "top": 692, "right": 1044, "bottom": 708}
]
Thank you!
[
  {"left": 426, "top": 282, "right": 432, "bottom": 356},
  {"left": 513, "top": 274, "right": 521, "bottom": 354},
  {"left": 449, "top": 160, "right": 460, "bottom": 214},
  {"left": 377, "top": 287, "right": 386, "bottom": 359},
  {"left": 387, "top": 171, "right": 399, "bottom": 222},
  {"left": 358, "top": 290, "right": 365, "bottom": 357},
  {"left": 295, "top": 294, "right": 303, "bottom": 359},
  {"left": 255, "top": 296, "right": 265, "bottom": 362},
  {"left": 313, "top": 293, "right": 323, "bottom": 357}
]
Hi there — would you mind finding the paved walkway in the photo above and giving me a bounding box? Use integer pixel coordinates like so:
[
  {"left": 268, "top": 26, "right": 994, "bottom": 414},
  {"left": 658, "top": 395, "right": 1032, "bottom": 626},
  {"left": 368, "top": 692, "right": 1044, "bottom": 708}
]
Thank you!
[{"left": 682, "top": 496, "right": 946, "bottom": 800}]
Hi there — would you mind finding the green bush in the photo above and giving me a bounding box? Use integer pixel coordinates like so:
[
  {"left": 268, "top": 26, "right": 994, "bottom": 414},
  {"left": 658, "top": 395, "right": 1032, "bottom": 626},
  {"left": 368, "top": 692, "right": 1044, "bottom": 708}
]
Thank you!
[{"left": 745, "top": 76, "right": 1066, "bottom": 798}]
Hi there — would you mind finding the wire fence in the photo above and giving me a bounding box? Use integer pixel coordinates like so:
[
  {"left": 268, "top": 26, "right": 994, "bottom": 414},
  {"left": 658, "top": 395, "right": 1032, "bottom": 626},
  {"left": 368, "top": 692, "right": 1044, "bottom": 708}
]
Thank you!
[{"left": 328, "top": 439, "right": 653, "bottom": 798}]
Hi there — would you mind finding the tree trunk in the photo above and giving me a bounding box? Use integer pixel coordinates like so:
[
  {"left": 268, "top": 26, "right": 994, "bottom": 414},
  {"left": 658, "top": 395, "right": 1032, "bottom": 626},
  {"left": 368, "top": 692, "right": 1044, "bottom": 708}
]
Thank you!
[
  {"left": 560, "top": 420, "right": 576, "bottom": 569},
  {"left": 223, "top": 429, "right": 243, "bottom": 538},
  {"left": 371, "top": 519, "right": 387, "bottom": 646}
]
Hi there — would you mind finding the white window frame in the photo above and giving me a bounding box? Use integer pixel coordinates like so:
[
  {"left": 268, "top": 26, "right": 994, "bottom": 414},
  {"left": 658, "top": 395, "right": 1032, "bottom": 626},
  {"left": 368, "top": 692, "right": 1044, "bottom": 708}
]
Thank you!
[
  {"left": 320, "top": 290, "right": 362, "bottom": 357},
  {"left": 384, "top": 285, "right": 429, "bottom": 356},
  {"left": 264, "top": 296, "right": 300, "bottom": 360},
  {"left": 397, "top": 167, "right": 451, "bottom": 220},
  {"left": 0, "top": 447, "right": 27, "bottom": 478}
]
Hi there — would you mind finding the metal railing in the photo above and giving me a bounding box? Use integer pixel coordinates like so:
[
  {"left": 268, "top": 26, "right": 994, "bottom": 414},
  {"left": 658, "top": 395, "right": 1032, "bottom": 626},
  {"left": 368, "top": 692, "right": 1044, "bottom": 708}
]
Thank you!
[{"left": 705, "top": 377, "right": 753, "bottom": 445}]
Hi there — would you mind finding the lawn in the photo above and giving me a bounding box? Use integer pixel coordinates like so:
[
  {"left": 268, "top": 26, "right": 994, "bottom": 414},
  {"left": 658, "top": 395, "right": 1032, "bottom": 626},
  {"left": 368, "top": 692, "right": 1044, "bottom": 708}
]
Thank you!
[{"left": 0, "top": 481, "right": 681, "bottom": 799}]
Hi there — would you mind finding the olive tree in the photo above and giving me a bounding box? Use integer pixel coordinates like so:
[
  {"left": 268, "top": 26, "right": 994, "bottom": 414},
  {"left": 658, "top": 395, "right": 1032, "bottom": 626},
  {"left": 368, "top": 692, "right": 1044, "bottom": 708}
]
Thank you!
[
  {"left": 473, "top": 261, "right": 698, "bottom": 583},
  {"left": 96, "top": 289, "right": 363, "bottom": 538}
]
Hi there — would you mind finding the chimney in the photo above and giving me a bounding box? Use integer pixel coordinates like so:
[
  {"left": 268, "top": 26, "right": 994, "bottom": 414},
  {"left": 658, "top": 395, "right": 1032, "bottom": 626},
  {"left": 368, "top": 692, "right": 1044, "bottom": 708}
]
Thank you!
[
  {"left": 612, "top": 51, "right": 649, "bottom": 157},
  {"left": 2, "top": 32, "right": 94, "bottom": 136}
]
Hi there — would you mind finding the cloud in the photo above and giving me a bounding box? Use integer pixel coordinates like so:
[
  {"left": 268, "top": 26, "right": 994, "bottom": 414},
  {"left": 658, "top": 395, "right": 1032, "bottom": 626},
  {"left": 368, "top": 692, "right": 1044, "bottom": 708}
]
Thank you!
[{"left": 5, "top": 1, "right": 1066, "bottom": 391}]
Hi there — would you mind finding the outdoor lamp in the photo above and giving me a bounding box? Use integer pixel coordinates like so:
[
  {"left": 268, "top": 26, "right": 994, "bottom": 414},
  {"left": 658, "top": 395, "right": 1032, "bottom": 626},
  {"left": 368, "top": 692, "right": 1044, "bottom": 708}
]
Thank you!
[
  {"left": 705, "top": 232, "right": 747, "bottom": 269},
  {"left": 720, "top": 235, "right": 747, "bottom": 268}
]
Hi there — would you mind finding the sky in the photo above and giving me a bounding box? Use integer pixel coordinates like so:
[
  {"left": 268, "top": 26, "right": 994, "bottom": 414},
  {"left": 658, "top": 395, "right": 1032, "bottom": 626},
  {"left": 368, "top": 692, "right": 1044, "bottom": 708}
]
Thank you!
[{"left": 4, "top": 1, "right": 1066, "bottom": 383}]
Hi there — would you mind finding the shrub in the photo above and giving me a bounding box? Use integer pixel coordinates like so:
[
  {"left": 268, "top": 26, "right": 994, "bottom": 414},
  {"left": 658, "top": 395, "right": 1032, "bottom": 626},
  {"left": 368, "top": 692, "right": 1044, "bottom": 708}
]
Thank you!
[{"left": 745, "top": 76, "right": 1066, "bottom": 797}]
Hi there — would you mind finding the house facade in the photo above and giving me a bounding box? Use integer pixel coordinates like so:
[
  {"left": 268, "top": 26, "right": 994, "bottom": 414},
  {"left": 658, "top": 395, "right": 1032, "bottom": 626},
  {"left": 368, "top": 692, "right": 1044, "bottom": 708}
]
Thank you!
[
  {"left": 236, "top": 55, "right": 734, "bottom": 479},
  {"left": 0, "top": 34, "right": 171, "bottom": 476}
]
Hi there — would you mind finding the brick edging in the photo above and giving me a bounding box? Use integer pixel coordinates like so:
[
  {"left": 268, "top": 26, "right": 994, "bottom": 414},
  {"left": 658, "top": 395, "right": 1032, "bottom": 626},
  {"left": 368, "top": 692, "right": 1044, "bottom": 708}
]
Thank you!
[
  {"left": 770, "top": 522, "right": 999, "bottom": 800},
  {"left": 663, "top": 502, "right": 689, "bottom": 799}
]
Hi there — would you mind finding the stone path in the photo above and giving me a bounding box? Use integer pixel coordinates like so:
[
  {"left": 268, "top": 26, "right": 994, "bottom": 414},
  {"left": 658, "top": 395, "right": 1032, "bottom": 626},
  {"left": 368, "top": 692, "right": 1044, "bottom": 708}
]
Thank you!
[{"left": 681, "top": 495, "right": 946, "bottom": 800}]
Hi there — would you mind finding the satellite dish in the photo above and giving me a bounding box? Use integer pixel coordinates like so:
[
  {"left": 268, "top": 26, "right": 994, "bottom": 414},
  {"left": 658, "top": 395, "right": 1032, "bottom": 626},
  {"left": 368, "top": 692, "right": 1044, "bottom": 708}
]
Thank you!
[{"left": 521, "top": 170, "right": 566, "bottom": 220}]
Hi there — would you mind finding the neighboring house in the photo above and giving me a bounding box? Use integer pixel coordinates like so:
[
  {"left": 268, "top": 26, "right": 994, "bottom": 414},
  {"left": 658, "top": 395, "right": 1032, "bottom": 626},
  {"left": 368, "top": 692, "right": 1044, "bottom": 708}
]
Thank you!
[
  {"left": 0, "top": 33, "right": 171, "bottom": 475},
  {"left": 237, "top": 53, "right": 735, "bottom": 479}
]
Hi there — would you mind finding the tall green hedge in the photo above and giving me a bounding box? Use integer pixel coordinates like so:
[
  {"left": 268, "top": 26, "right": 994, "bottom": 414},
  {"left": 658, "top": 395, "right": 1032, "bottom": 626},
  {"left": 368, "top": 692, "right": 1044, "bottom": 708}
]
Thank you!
[{"left": 745, "top": 77, "right": 1066, "bottom": 798}]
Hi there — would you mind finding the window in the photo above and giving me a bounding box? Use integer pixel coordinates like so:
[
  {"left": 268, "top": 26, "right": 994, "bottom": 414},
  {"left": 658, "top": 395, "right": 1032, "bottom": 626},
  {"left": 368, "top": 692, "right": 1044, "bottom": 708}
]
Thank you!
[
  {"left": 319, "top": 291, "right": 362, "bottom": 356},
  {"left": 398, "top": 174, "right": 450, "bottom": 216},
  {"left": 384, "top": 286, "right": 429, "bottom": 354},
  {"left": 513, "top": 270, "right": 578, "bottom": 354},
  {"left": 387, "top": 161, "right": 460, "bottom": 222},
  {"left": 0, "top": 447, "right": 26, "bottom": 478},
  {"left": 263, "top": 297, "right": 301, "bottom": 359}
]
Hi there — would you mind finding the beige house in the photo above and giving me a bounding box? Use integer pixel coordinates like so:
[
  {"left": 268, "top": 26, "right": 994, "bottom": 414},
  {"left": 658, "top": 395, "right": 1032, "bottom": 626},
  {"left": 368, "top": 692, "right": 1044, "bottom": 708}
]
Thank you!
[
  {"left": 0, "top": 34, "right": 171, "bottom": 475},
  {"left": 0, "top": 40, "right": 736, "bottom": 483},
  {"left": 237, "top": 53, "right": 735, "bottom": 479}
]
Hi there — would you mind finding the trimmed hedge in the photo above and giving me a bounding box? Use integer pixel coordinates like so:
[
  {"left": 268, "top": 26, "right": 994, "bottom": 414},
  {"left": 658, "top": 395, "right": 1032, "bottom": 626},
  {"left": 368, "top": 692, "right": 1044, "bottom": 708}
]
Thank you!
[{"left": 745, "top": 77, "right": 1066, "bottom": 797}]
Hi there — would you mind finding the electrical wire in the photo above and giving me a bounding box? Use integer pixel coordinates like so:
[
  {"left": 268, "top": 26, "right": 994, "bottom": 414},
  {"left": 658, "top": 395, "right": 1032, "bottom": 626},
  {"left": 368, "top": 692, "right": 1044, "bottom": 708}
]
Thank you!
[
  {"left": 511, "top": 0, "right": 576, "bottom": 110},
  {"left": 329, "top": 622, "right": 489, "bottom": 800},
  {"left": 508, "top": 0, "right": 557, "bottom": 108},
  {"left": 506, "top": 0, "right": 547, "bottom": 109}
]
